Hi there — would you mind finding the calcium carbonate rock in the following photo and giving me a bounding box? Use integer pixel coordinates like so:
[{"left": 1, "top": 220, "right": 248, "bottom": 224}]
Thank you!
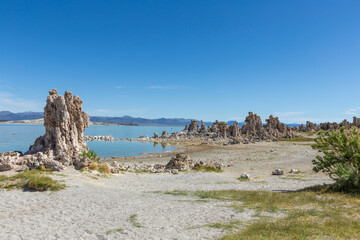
[
  {"left": 26, "top": 89, "right": 90, "bottom": 166},
  {"left": 242, "top": 112, "right": 264, "bottom": 137},
  {"left": 264, "top": 115, "right": 295, "bottom": 139},
  {"left": 171, "top": 169, "right": 179, "bottom": 174},
  {"left": 353, "top": 117, "right": 360, "bottom": 128},
  {"left": 165, "top": 153, "right": 194, "bottom": 171},
  {"left": 228, "top": 121, "right": 240, "bottom": 138},
  {"left": 240, "top": 172, "right": 250, "bottom": 179},
  {"left": 0, "top": 163, "right": 12, "bottom": 172},
  {"left": 43, "top": 159, "right": 64, "bottom": 171},
  {"left": 200, "top": 120, "right": 207, "bottom": 133},
  {"left": 188, "top": 120, "right": 200, "bottom": 133},
  {"left": 272, "top": 169, "right": 284, "bottom": 175},
  {"left": 290, "top": 169, "right": 299, "bottom": 174},
  {"left": 161, "top": 131, "right": 168, "bottom": 138}
]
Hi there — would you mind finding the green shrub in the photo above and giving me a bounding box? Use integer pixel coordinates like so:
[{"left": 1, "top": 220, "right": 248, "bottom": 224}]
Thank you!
[
  {"left": 312, "top": 127, "right": 360, "bottom": 193},
  {"left": 0, "top": 170, "right": 65, "bottom": 191},
  {"left": 80, "top": 150, "right": 98, "bottom": 162}
]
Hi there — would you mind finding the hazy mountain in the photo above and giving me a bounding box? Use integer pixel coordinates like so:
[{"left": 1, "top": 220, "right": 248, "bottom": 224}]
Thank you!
[
  {"left": 0, "top": 111, "right": 300, "bottom": 127},
  {"left": 0, "top": 111, "right": 212, "bottom": 126},
  {"left": 90, "top": 116, "right": 214, "bottom": 126},
  {"left": 0, "top": 111, "right": 44, "bottom": 121}
]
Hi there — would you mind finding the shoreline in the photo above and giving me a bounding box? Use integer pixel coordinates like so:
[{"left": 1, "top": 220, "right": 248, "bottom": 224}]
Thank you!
[{"left": 0, "top": 140, "right": 333, "bottom": 239}]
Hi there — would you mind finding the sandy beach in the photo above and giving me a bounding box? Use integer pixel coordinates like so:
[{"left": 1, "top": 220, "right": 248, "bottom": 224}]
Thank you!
[{"left": 0, "top": 141, "right": 332, "bottom": 240}]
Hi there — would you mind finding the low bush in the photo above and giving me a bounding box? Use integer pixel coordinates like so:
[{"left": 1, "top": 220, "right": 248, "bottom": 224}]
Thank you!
[{"left": 312, "top": 126, "right": 360, "bottom": 193}]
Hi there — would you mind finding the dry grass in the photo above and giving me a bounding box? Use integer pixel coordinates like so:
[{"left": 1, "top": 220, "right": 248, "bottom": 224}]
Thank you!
[
  {"left": 88, "top": 162, "right": 98, "bottom": 170},
  {"left": 98, "top": 164, "right": 110, "bottom": 174}
]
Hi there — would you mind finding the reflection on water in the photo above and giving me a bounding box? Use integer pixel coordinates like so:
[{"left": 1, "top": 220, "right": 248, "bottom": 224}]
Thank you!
[{"left": 153, "top": 142, "right": 168, "bottom": 150}]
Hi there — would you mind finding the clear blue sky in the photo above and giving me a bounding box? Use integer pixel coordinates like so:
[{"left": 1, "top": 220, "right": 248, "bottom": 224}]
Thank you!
[{"left": 0, "top": 0, "right": 359, "bottom": 123}]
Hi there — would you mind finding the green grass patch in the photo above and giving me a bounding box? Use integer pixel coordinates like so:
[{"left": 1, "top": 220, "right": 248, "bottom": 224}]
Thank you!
[
  {"left": 216, "top": 182, "right": 237, "bottom": 184},
  {"left": 106, "top": 228, "right": 124, "bottom": 235},
  {"left": 237, "top": 177, "right": 250, "bottom": 182},
  {"left": 164, "top": 190, "right": 189, "bottom": 196},
  {"left": 134, "top": 169, "right": 151, "bottom": 174},
  {"left": 253, "top": 181, "right": 267, "bottom": 183},
  {"left": 280, "top": 175, "right": 311, "bottom": 181},
  {"left": 164, "top": 189, "right": 360, "bottom": 239},
  {"left": 279, "top": 136, "right": 314, "bottom": 142},
  {"left": 191, "top": 220, "right": 243, "bottom": 232},
  {"left": 293, "top": 143, "right": 313, "bottom": 146},
  {"left": 192, "top": 190, "right": 337, "bottom": 212},
  {"left": 192, "top": 165, "right": 223, "bottom": 173},
  {"left": 177, "top": 199, "right": 211, "bottom": 203},
  {"left": 0, "top": 170, "right": 65, "bottom": 191},
  {"left": 302, "top": 131, "right": 318, "bottom": 136},
  {"left": 129, "top": 214, "right": 142, "bottom": 228},
  {"left": 220, "top": 207, "right": 360, "bottom": 240}
]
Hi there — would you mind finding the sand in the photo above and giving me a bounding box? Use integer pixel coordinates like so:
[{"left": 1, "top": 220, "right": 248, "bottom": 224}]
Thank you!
[{"left": 0, "top": 141, "right": 332, "bottom": 240}]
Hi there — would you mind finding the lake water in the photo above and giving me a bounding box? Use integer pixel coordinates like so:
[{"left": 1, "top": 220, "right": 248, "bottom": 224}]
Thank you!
[{"left": 0, "top": 124, "right": 182, "bottom": 158}]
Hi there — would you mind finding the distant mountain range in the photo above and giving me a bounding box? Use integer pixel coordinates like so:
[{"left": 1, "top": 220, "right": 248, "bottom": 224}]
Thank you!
[
  {"left": 0, "top": 111, "right": 299, "bottom": 127},
  {"left": 0, "top": 111, "right": 44, "bottom": 121},
  {"left": 90, "top": 116, "right": 215, "bottom": 126},
  {"left": 0, "top": 111, "right": 213, "bottom": 126}
]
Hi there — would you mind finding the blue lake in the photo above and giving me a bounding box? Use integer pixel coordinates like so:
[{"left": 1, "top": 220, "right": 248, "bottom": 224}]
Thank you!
[{"left": 0, "top": 124, "right": 182, "bottom": 158}]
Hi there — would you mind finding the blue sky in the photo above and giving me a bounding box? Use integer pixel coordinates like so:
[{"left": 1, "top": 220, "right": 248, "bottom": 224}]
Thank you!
[{"left": 0, "top": 0, "right": 359, "bottom": 123}]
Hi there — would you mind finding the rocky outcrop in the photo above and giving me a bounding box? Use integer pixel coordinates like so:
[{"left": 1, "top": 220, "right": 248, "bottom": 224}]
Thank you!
[
  {"left": 149, "top": 112, "right": 297, "bottom": 143},
  {"left": 161, "top": 131, "right": 168, "bottom": 138},
  {"left": 26, "top": 89, "right": 89, "bottom": 166},
  {"left": 306, "top": 121, "right": 318, "bottom": 132},
  {"left": 188, "top": 120, "right": 199, "bottom": 133},
  {"left": 264, "top": 115, "right": 295, "bottom": 139},
  {"left": 199, "top": 120, "right": 207, "bottom": 133},
  {"left": 0, "top": 89, "right": 91, "bottom": 172},
  {"left": 320, "top": 122, "right": 339, "bottom": 131},
  {"left": 227, "top": 121, "right": 241, "bottom": 138},
  {"left": 242, "top": 112, "right": 264, "bottom": 137},
  {"left": 354, "top": 117, "right": 360, "bottom": 128},
  {"left": 85, "top": 135, "right": 114, "bottom": 141},
  {"left": 165, "top": 154, "right": 194, "bottom": 171},
  {"left": 108, "top": 155, "right": 223, "bottom": 174}
]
